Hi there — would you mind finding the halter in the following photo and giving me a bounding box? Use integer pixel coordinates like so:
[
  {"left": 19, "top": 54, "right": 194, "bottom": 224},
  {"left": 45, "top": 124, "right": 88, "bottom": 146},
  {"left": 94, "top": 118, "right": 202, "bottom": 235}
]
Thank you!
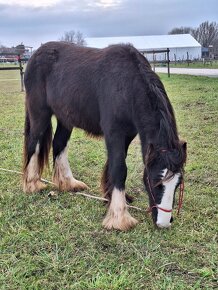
[{"left": 146, "top": 176, "right": 184, "bottom": 214}]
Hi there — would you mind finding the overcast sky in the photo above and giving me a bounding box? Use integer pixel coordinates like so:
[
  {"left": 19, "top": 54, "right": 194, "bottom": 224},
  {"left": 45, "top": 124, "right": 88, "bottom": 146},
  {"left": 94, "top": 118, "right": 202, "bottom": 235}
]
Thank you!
[{"left": 0, "top": 0, "right": 217, "bottom": 49}]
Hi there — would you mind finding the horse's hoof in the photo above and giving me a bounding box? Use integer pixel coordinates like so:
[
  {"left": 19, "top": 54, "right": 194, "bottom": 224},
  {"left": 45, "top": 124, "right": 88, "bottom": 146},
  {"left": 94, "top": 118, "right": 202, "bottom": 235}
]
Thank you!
[
  {"left": 53, "top": 177, "right": 88, "bottom": 192},
  {"left": 23, "top": 180, "right": 47, "bottom": 193},
  {"left": 102, "top": 209, "right": 138, "bottom": 231},
  {"left": 71, "top": 179, "right": 89, "bottom": 192}
]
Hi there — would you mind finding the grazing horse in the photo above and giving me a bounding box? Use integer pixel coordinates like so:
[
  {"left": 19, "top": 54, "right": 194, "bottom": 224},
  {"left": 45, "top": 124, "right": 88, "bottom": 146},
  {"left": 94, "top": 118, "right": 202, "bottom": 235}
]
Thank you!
[{"left": 23, "top": 41, "right": 186, "bottom": 230}]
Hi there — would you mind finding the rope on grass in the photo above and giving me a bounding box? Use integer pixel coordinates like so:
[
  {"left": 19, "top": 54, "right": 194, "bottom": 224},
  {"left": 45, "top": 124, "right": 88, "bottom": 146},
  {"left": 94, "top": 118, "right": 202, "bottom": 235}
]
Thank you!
[
  {"left": 0, "top": 167, "right": 143, "bottom": 211},
  {"left": 0, "top": 167, "right": 54, "bottom": 185}
]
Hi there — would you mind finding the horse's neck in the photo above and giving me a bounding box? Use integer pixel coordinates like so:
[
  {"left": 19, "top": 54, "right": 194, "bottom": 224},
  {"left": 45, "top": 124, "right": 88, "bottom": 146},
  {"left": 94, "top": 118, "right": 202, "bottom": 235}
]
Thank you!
[
  {"left": 137, "top": 114, "right": 175, "bottom": 159},
  {"left": 133, "top": 86, "right": 178, "bottom": 154}
]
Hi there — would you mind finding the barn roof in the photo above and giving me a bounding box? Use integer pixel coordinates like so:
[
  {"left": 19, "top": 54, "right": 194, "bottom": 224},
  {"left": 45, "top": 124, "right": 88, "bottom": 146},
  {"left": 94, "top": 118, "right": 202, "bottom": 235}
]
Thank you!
[{"left": 85, "top": 34, "right": 201, "bottom": 51}]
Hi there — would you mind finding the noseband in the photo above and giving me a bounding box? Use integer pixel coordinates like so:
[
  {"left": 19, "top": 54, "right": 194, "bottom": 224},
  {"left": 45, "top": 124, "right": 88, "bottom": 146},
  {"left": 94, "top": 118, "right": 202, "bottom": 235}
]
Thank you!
[{"left": 146, "top": 172, "right": 185, "bottom": 215}]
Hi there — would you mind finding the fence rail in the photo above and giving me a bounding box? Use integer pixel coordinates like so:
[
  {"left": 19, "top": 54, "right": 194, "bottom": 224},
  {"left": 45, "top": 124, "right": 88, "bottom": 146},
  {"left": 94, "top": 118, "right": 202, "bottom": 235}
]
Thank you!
[
  {"left": 141, "top": 48, "right": 170, "bottom": 77},
  {"left": 0, "top": 53, "right": 24, "bottom": 91}
]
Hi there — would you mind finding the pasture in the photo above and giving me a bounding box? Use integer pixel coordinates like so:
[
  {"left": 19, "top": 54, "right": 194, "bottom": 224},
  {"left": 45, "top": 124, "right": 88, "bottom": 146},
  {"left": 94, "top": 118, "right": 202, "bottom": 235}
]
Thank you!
[
  {"left": 0, "top": 69, "right": 217, "bottom": 289},
  {"left": 170, "top": 60, "right": 218, "bottom": 69}
]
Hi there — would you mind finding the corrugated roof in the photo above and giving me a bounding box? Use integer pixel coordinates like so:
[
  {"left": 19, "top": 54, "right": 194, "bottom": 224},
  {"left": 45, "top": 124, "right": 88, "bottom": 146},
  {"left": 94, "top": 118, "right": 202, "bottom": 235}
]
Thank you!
[{"left": 85, "top": 34, "right": 201, "bottom": 50}]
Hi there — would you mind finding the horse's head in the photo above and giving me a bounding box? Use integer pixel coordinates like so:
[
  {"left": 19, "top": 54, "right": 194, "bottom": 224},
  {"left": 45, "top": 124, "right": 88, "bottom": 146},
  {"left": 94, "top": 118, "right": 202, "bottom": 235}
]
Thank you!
[{"left": 144, "top": 141, "right": 187, "bottom": 228}]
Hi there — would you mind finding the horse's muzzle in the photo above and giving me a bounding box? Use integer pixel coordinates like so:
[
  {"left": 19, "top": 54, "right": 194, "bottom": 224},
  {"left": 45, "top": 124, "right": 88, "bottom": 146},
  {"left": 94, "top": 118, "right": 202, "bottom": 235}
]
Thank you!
[{"left": 156, "top": 222, "right": 172, "bottom": 228}]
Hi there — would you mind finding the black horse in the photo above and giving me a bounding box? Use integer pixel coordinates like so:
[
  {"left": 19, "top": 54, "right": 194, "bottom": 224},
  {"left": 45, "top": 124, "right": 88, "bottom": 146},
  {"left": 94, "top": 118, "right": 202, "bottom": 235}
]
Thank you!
[{"left": 23, "top": 41, "right": 186, "bottom": 230}]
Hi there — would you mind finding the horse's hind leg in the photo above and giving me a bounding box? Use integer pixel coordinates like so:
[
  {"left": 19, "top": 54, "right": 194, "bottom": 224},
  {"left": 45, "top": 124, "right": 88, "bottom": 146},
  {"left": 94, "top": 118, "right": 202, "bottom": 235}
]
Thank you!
[
  {"left": 52, "top": 121, "right": 88, "bottom": 191},
  {"left": 102, "top": 132, "right": 138, "bottom": 231},
  {"left": 23, "top": 110, "right": 52, "bottom": 193}
]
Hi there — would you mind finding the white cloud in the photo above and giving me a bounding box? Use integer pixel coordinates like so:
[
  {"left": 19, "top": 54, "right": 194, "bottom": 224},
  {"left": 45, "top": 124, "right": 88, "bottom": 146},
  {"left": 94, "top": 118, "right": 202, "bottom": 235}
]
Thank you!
[
  {"left": 0, "top": 0, "right": 61, "bottom": 7},
  {"left": 0, "top": 0, "right": 121, "bottom": 8},
  {"left": 95, "top": 0, "right": 121, "bottom": 8},
  {"left": 0, "top": 0, "right": 217, "bottom": 49}
]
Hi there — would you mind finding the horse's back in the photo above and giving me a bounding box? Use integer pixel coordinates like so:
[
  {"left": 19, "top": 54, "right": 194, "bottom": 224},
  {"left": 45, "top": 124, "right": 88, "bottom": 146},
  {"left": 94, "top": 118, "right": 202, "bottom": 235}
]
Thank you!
[
  {"left": 24, "top": 41, "right": 149, "bottom": 135},
  {"left": 24, "top": 42, "right": 102, "bottom": 134}
]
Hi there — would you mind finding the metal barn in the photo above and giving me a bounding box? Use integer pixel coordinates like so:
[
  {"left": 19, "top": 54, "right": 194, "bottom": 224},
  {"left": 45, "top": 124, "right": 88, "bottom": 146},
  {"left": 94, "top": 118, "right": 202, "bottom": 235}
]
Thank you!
[{"left": 85, "top": 34, "right": 202, "bottom": 61}]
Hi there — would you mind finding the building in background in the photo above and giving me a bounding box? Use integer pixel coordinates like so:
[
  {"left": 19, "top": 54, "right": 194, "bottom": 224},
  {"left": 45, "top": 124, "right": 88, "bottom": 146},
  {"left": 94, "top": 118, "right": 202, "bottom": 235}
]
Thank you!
[
  {"left": 0, "top": 43, "right": 33, "bottom": 63},
  {"left": 85, "top": 34, "right": 202, "bottom": 62}
]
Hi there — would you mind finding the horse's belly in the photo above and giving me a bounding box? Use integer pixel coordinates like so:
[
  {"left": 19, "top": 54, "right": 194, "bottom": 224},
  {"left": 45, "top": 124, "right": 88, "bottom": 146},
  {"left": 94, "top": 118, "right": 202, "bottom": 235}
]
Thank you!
[{"left": 52, "top": 101, "right": 103, "bottom": 136}]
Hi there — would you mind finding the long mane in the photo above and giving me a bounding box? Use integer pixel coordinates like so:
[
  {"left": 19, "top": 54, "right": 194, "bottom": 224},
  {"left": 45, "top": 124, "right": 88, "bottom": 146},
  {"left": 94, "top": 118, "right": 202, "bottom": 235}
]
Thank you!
[
  {"left": 128, "top": 46, "right": 179, "bottom": 149},
  {"left": 125, "top": 46, "right": 186, "bottom": 172}
]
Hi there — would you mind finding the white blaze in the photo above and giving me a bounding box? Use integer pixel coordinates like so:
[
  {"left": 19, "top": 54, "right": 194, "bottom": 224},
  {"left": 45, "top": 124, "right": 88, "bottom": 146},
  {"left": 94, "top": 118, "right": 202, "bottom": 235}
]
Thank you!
[{"left": 156, "top": 169, "right": 180, "bottom": 228}]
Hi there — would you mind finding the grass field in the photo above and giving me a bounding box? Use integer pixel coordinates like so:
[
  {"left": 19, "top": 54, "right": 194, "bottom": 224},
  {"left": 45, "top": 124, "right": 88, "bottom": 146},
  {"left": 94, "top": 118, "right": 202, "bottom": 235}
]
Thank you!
[
  {"left": 0, "top": 69, "right": 217, "bottom": 289},
  {"left": 169, "top": 60, "right": 218, "bottom": 69}
]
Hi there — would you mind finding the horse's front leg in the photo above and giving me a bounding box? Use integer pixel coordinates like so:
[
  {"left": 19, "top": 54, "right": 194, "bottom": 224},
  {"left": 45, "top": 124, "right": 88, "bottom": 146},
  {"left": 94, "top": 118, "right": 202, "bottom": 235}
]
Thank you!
[
  {"left": 53, "top": 122, "right": 88, "bottom": 191},
  {"left": 102, "top": 133, "right": 138, "bottom": 231}
]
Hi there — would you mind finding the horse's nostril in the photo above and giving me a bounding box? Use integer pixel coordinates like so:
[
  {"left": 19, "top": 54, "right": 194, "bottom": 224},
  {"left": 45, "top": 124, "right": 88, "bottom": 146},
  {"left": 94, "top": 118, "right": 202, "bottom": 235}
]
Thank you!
[{"left": 170, "top": 217, "right": 174, "bottom": 223}]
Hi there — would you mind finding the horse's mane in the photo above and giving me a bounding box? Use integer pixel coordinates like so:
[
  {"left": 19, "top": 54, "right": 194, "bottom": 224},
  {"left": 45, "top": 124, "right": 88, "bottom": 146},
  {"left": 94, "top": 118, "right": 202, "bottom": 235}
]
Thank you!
[
  {"left": 125, "top": 45, "right": 179, "bottom": 149},
  {"left": 123, "top": 45, "right": 186, "bottom": 173}
]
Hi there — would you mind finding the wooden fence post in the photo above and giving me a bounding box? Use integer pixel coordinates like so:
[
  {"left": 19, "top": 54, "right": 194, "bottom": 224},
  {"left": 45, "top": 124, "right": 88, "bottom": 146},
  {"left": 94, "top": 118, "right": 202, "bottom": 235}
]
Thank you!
[
  {"left": 0, "top": 52, "right": 25, "bottom": 92},
  {"left": 153, "top": 51, "right": 155, "bottom": 72},
  {"left": 167, "top": 48, "right": 170, "bottom": 77},
  {"left": 18, "top": 55, "right": 24, "bottom": 92},
  {"left": 141, "top": 48, "right": 170, "bottom": 77}
]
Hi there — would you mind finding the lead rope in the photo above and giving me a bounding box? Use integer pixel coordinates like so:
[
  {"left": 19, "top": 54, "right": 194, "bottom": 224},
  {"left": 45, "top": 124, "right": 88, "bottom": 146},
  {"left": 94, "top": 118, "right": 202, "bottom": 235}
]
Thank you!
[
  {"left": 177, "top": 180, "right": 184, "bottom": 215},
  {"left": 0, "top": 167, "right": 184, "bottom": 215},
  {"left": 0, "top": 167, "right": 142, "bottom": 211}
]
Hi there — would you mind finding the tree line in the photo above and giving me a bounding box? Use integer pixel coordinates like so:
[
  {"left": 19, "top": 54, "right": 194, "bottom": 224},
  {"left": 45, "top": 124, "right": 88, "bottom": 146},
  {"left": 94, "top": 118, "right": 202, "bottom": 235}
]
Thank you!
[
  {"left": 59, "top": 30, "right": 86, "bottom": 46},
  {"left": 168, "top": 21, "right": 218, "bottom": 48},
  {"left": 61, "top": 21, "right": 218, "bottom": 50}
]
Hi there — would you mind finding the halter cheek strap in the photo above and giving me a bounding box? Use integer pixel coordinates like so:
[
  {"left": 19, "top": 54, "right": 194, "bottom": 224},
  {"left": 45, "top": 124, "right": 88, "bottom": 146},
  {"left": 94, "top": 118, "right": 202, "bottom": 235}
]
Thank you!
[{"left": 146, "top": 176, "right": 184, "bottom": 215}]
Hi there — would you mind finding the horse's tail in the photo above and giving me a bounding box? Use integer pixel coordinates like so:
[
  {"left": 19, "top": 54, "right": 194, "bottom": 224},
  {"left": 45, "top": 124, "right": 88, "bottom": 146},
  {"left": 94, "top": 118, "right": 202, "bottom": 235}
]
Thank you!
[
  {"left": 23, "top": 104, "right": 52, "bottom": 176},
  {"left": 38, "top": 119, "right": 52, "bottom": 176},
  {"left": 23, "top": 106, "right": 31, "bottom": 173}
]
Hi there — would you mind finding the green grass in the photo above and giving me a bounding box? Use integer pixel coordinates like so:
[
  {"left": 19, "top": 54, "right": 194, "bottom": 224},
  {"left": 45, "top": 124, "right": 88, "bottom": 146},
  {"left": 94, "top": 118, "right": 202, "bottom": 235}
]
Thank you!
[
  {"left": 0, "top": 70, "right": 217, "bottom": 289},
  {"left": 169, "top": 60, "right": 218, "bottom": 69}
]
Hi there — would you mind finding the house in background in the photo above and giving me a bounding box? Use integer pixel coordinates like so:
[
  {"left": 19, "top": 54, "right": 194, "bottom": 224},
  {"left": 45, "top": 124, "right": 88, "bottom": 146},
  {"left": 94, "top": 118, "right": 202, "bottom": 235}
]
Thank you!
[
  {"left": 85, "top": 34, "right": 202, "bottom": 62},
  {"left": 0, "top": 43, "right": 33, "bottom": 62}
]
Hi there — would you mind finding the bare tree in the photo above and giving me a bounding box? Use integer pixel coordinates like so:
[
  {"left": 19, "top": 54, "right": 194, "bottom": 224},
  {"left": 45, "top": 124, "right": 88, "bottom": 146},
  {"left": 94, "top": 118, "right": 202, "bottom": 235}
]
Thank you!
[
  {"left": 192, "top": 21, "right": 218, "bottom": 47},
  {"left": 168, "top": 26, "right": 192, "bottom": 35},
  {"left": 60, "top": 30, "right": 86, "bottom": 46},
  {"left": 193, "top": 21, "right": 218, "bottom": 47},
  {"left": 212, "top": 37, "right": 218, "bottom": 57},
  {"left": 168, "top": 21, "right": 218, "bottom": 48},
  {"left": 0, "top": 44, "right": 8, "bottom": 53},
  {"left": 15, "top": 43, "right": 25, "bottom": 55}
]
